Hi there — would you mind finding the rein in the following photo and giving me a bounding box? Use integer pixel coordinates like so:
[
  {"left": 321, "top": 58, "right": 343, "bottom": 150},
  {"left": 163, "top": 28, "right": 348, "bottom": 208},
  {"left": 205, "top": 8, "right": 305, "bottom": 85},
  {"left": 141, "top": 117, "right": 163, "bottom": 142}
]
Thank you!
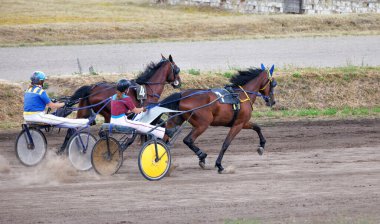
[
  {"left": 70, "top": 97, "right": 111, "bottom": 111},
  {"left": 70, "top": 84, "right": 115, "bottom": 105},
  {"left": 149, "top": 90, "right": 212, "bottom": 109}
]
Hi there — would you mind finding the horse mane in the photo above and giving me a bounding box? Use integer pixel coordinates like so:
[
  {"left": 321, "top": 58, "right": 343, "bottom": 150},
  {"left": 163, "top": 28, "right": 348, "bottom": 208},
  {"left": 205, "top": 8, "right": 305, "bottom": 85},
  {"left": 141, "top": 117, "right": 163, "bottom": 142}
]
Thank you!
[
  {"left": 136, "top": 60, "right": 166, "bottom": 84},
  {"left": 70, "top": 85, "right": 92, "bottom": 102},
  {"left": 93, "top": 81, "right": 115, "bottom": 88},
  {"left": 229, "top": 68, "right": 264, "bottom": 86}
]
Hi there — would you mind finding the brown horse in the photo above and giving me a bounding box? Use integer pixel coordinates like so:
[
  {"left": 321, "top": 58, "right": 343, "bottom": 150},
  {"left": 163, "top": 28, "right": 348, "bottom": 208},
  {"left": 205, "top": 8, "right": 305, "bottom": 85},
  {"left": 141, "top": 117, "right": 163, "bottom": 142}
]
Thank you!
[
  {"left": 58, "top": 55, "right": 181, "bottom": 152},
  {"left": 161, "top": 67, "right": 276, "bottom": 173},
  {"left": 69, "top": 54, "right": 181, "bottom": 122}
]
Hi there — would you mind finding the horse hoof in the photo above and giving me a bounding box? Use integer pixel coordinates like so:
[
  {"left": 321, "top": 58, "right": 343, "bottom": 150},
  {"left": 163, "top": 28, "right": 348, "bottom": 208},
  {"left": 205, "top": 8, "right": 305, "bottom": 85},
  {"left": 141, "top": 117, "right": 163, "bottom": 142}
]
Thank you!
[
  {"left": 215, "top": 164, "right": 224, "bottom": 174},
  {"left": 199, "top": 161, "right": 206, "bottom": 169},
  {"left": 166, "top": 163, "right": 179, "bottom": 177},
  {"left": 198, "top": 153, "right": 207, "bottom": 169},
  {"left": 257, "top": 147, "right": 264, "bottom": 156},
  {"left": 56, "top": 148, "right": 65, "bottom": 155}
]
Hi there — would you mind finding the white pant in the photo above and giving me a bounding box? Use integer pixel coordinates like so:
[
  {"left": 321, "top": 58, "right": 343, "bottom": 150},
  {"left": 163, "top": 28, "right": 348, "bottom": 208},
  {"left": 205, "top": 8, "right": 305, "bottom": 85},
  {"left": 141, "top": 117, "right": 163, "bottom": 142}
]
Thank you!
[
  {"left": 24, "top": 112, "right": 89, "bottom": 128},
  {"left": 111, "top": 115, "right": 165, "bottom": 139}
]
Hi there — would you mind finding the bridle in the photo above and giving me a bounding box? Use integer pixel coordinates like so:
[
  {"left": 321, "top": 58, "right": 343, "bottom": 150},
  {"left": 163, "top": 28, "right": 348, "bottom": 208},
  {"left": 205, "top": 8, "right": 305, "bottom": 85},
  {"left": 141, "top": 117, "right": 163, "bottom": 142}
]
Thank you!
[
  {"left": 259, "top": 72, "right": 275, "bottom": 91},
  {"left": 236, "top": 70, "right": 277, "bottom": 110},
  {"left": 143, "top": 59, "right": 181, "bottom": 99}
]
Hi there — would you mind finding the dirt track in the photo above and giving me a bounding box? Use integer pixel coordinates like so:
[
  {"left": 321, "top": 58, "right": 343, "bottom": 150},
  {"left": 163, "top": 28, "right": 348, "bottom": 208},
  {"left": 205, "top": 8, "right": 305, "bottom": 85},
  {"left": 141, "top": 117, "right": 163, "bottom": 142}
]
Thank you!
[{"left": 0, "top": 118, "right": 379, "bottom": 223}]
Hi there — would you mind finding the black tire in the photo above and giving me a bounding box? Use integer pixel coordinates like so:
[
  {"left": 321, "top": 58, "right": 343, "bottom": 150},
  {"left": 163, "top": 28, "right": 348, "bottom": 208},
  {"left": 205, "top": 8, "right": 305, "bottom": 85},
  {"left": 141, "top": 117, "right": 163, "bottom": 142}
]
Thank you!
[
  {"left": 138, "top": 139, "right": 171, "bottom": 181},
  {"left": 91, "top": 137, "right": 123, "bottom": 175},
  {"left": 15, "top": 128, "right": 47, "bottom": 166},
  {"left": 67, "top": 132, "right": 97, "bottom": 171}
]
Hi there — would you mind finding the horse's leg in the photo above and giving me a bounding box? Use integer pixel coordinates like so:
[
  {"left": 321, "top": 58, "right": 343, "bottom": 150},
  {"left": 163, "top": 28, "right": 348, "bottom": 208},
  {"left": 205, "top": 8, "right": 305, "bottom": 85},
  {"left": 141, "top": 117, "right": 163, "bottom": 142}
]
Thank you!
[
  {"left": 243, "top": 122, "right": 266, "bottom": 155},
  {"left": 100, "top": 110, "right": 110, "bottom": 124},
  {"left": 183, "top": 125, "right": 209, "bottom": 169},
  {"left": 58, "top": 128, "right": 76, "bottom": 155},
  {"left": 58, "top": 100, "right": 90, "bottom": 153},
  {"left": 215, "top": 124, "right": 244, "bottom": 173}
]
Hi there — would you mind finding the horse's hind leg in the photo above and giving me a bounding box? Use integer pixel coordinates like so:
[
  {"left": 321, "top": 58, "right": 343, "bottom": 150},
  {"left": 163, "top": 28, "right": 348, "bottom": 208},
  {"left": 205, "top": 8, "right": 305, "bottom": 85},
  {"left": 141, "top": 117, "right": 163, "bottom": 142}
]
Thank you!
[
  {"left": 215, "top": 124, "right": 244, "bottom": 173},
  {"left": 183, "top": 126, "right": 209, "bottom": 169},
  {"left": 58, "top": 128, "right": 75, "bottom": 155},
  {"left": 243, "top": 122, "right": 266, "bottom": 155}
]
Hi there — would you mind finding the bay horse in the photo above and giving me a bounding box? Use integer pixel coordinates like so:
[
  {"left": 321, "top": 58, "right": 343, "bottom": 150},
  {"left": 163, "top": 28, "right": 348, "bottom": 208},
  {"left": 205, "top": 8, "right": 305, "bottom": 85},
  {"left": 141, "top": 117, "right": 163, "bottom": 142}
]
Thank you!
[
  {"left": 58, "top": 55, "right": 181, "bottom": 152},
  {"left": 161, "top": 67, "right": 276, "bottom": 173}
]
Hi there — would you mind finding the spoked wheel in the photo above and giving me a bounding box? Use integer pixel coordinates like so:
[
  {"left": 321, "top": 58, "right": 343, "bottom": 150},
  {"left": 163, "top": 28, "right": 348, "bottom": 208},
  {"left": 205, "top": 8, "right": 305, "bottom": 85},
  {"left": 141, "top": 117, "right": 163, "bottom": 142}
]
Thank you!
[
  {"left": 15, "top": 128, "right": 47, "bottom": 166},
  {"left": 91, "top": 137, "right": 123, "bottom": 175},
  {"left": 67, "top": 132, "right": 97, "bottom": 171},
  {"left": 138, "top": 139, "right": 171, "bottom": 181}
]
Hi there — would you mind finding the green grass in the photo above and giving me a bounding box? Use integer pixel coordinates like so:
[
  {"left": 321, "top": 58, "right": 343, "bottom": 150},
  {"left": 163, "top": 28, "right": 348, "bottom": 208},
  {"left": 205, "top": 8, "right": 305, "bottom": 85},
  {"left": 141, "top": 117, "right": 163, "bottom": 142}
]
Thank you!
[
  {"left": 253, "top": 107, "right": 380, "bottom": 119},
  {"left": 1, "top": 0, "right": 380, "bottom": 46},
  {"left": 292, "top": 72, "right": 302, "bottom": 78},
  {"left": 188, "top": 68, "right": 201, "bottom": 76}
]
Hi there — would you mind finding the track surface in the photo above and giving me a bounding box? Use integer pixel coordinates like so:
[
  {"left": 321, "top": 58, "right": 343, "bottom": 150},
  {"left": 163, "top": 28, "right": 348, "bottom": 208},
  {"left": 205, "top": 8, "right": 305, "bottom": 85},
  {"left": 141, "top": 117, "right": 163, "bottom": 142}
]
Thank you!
[
  {"left": 1, "top": 36, "right": 380, "bottom": 81},
  {"left": 0, "top": 118, "right": 379, "bottom": 223}
]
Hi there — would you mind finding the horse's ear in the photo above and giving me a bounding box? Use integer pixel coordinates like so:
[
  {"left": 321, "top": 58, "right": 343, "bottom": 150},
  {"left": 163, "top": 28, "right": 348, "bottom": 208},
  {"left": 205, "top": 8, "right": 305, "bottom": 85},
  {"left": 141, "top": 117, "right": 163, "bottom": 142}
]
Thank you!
[
  {"left": 161, "top": 54, "right": 166, "bottom": 60},
  {"left": 169, "top": 54, "right": 173, "bottom": 62},
  {"left": 269, "top": 65, "right": 275, "bottom": 76},
  {"left": 261, "top": 63, "right": 266, "bottom": 71}
]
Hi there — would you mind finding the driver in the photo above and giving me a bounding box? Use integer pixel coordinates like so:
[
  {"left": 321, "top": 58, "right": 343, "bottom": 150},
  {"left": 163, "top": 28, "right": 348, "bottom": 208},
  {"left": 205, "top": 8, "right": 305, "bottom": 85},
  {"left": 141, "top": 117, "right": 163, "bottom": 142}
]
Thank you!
[
  {"left": 110, "top": 79, "right": 176, "bottom": 139},
  {"left": 23, "top": 71, "right": 90, "bottom": 128}
]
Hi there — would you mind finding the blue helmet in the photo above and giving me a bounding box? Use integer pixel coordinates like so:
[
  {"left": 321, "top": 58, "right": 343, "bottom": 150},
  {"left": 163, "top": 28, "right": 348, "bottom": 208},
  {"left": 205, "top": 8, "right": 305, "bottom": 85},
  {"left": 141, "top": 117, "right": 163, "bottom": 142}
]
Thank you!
[{"left": 30, "top": 71, "right": 46, "bottom": 84}]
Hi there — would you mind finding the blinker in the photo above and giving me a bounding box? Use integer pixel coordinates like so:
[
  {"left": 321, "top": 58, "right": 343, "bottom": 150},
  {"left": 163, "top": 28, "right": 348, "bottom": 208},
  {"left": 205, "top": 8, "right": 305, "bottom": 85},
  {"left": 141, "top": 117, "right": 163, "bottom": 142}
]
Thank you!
[
  {"left": 175, "top": 67, "right": 180, "bottom": 74},
  {"left": 271, "top": 79, "right": 277, "bottom": 88}
]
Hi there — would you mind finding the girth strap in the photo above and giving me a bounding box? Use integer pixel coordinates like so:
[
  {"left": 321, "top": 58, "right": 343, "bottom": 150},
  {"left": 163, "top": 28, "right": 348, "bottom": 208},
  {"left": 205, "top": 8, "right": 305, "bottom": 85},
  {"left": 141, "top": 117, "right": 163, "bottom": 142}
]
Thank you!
[{"left": 227, "top": 103, "right": 240, "bottom": 127}]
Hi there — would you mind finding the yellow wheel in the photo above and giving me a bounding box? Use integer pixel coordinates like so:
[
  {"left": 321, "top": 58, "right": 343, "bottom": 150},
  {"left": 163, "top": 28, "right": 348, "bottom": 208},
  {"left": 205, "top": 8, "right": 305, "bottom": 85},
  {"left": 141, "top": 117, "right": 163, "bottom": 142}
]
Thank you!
[
  {"left": 91, "top": 137, "right": 123, "bottom": 176},
  {"left": 138, "top": 139, "right": 171, "bottom": 181}
]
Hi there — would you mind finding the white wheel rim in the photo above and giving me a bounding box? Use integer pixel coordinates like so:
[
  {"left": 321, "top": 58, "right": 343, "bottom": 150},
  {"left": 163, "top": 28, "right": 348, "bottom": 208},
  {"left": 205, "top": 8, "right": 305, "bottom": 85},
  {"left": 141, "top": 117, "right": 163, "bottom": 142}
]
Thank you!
[
  {"left": 68, "top": 133, "right": 96, "bottom": 171},
  {"left": 17, "top": 130, "right": 46, "bottom": 166}
]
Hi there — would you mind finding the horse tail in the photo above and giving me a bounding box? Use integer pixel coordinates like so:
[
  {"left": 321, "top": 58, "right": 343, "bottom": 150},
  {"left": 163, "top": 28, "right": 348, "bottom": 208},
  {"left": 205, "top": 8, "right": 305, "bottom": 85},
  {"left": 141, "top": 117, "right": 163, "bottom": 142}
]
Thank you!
[
  {"left": 159, "top": 92, "right": 185, "bottom": 126},
  {"left": 159, "top": 92, "right": 181, "bottom": 110}
]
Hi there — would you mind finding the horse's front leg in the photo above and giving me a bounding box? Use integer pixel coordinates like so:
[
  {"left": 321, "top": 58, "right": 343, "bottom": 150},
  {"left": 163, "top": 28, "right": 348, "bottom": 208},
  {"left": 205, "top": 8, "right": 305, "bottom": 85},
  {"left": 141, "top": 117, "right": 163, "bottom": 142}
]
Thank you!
[
  {"left": 243, "top": 122, "right": 266, "bottom": 155},
  {"left": 183, "top": 126, "right": 209, "bottom": 169},
  {"left": 58, "top": 128, "right": 75, "bottom": 155},
  {"left": 215, "top": 124, "right": 244, "bottom": 174}
]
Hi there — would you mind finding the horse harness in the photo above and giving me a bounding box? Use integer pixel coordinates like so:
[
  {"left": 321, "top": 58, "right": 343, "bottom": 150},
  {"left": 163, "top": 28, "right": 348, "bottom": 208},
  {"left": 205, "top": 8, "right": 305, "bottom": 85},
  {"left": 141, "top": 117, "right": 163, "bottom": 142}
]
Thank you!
[
  {"left": 212, "top": 80, "right": 271, "bottom": 127},
  {"left": 211, "top": 87, "right": 241, "bottom": 127}
]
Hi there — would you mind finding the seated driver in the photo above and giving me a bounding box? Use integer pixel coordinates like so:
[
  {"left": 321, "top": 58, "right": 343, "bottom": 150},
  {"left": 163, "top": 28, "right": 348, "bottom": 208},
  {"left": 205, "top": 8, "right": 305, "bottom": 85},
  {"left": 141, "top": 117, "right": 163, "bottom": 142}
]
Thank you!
[
  {"left": 110, "top": 79, "right": 176, "bottom": 139},
  {"left": 23, "top": 71, "right": 89, "bottom": 128}
]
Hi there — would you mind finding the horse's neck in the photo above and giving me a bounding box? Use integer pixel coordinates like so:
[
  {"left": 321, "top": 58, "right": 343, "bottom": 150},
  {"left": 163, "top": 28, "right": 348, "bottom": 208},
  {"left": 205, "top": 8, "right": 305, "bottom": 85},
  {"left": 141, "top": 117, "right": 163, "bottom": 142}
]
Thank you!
[
  {"left": 241, "top": 75, "right": 265, "bottom": 103},
  {"left": 146, "top": 65, "right": 168, "bottom": 101},
  {"left": 128, "top": 90, "right": 140, "bottom": 106}
]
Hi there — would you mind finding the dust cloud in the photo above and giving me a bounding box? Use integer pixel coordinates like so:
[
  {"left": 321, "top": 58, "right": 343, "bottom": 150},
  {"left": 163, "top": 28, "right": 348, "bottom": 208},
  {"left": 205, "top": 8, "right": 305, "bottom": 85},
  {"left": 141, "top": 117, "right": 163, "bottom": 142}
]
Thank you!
[
  {"left": 0, "top": 155, "right": 11, "bottom": 174},
  {"left": 16, "top": 150, "right": 77, "bottom": 186}
]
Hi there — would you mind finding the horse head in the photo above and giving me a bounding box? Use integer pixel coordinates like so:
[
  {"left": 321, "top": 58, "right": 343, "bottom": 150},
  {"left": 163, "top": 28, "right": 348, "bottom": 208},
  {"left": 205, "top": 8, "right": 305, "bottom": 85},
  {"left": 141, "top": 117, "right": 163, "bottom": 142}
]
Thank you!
[
  {"left": 161, "top": 54, "right": 181, "bottom": 88},
  {"left": 259, "top": 64, "right": 277, "bottom": 107}
]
